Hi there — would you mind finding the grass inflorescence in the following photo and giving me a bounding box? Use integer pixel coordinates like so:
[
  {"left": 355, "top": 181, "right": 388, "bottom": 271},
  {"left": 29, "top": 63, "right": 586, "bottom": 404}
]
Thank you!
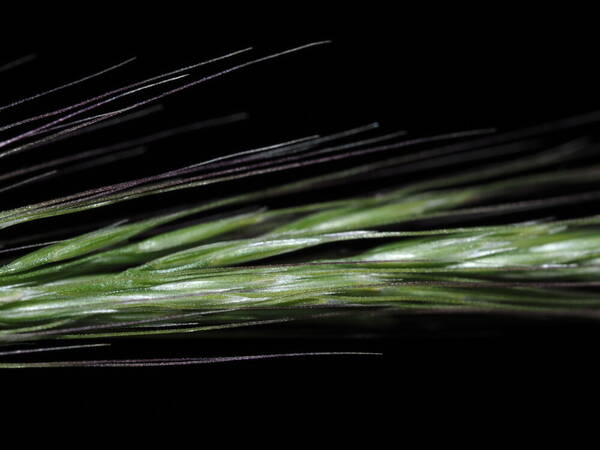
[{"left": 1, "top": 42, "right": 600, "bottom": 367}]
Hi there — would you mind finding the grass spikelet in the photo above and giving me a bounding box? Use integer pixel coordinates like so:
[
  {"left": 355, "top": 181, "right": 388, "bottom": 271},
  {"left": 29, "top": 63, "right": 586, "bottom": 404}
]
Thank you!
[{"left": 1, "top": 43, "right": 600, "bottom": 367}]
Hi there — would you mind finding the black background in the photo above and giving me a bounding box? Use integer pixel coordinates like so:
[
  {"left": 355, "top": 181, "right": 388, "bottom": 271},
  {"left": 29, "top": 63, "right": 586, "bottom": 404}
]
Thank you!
[{"left": 2, "top": 7, "right": 600, "bottom": 409}]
